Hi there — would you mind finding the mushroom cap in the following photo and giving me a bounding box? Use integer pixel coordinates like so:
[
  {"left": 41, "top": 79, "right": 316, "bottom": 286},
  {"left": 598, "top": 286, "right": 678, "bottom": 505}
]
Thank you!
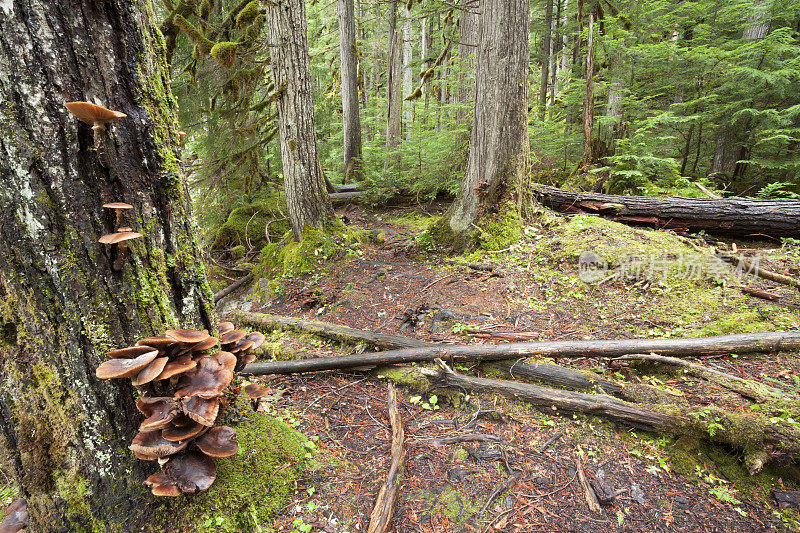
[
  {"left": 144, "top": 472, "right": 181, "bottom": 497},
  {"left": 163, "top": 450, "right": 217, "bottom": 493},
  {"left": 214, "top": 351, "right": 237, "bottom": 373},
  {"left": 241, "top": 353, "right": 256, "bottom": 365},
  {"left": 96, "top": 349, "right": 158, "bottom": 379},
  {"left": 156, "top": 354, "right": 197, "bottom": 380},
  {"left": 133, "top": 451, "right": 159, "bottom": 461},
  {"left": 244, "top": 383, "right": 270, "bottom": 400},
  {"left": 165, "top": 329, "right": 210, "bottom": 344},
  {"left": 131, "top": 356, "right": 169, "bottom": 386},
  {"left": 136, "top": 336, "right": 178, "bottom": 353},
  {"left": 195, "top": 426, "right": 238, "bottom": 458},
  {"left": 220, "top": 329, "right": 247, "bottom": 345},
  {"left": 98, "top": 231, "right": 143, "bottom": 244},
  {"left": 189, "top": 335, "right": 219, "bottom": 353},
  {"left": 105, "top": 345, "right": 158, "bottom": 359},
  {"left": 117, "top": 226, "right": 134, "bottom": 232},
  {"left": 0, "top": 498, "right": 27, "bottom": 533},
  {"left": 136, "top": 397, "right": 178, "bottom": 432},
  {"left": 65, "top": 101, "right": 127, "bottom": 126},
  {"left": 162, "top": 418, "right": 206, "bottom": 442},
  {"left": 243, "top": 331, "right": 265, "bottom": 351},
  {"left": 230, "top": 339, "right": 254, "bottom": 354},
  {"left": 102, "top": 202, "right": 134, "bottom": 210},
  {"left": 218, "top": 321, "right": 234, "bottom": 334},
  {"left": 174, "top": 355, "right": 233, "bottom": 399},
  {"left": 180, "top": 396, "right": 219, "bottom": 427},
  {"left": 129, "top": 430, "right": 187, "bottom": 457}
]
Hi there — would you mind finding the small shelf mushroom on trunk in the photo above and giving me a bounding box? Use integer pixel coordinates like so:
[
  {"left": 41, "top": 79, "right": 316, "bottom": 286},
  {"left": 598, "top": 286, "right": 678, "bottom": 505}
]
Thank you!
[{"left": 64, "top": 101, "right": 126, "bottom": 152}]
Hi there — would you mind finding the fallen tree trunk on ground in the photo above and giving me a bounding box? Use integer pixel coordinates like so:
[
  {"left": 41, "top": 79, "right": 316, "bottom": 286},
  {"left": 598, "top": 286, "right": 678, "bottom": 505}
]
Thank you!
[
  {"left": 241, "top": 331, "right": 800, "bottom": 375},
  {"left": 367, "top": 384, "right": 405, "bottom": 533},
  {"left": 423, "top": 360, "right": 800, "bottom": 473},
  {"left": 533, "top": 185, "right": 800, "bottom": 238},
  {"left": 334, "top": 183, "right": 364, "bottom": 192},
  {"left": 330, "top": 191, "right": 364, "bottom": 204},
  {"left": 214, "top": 273, "right": 254, "bottom": 302},
  {"left": 235, "top": 311, "right": 430, "bottom": 349}
]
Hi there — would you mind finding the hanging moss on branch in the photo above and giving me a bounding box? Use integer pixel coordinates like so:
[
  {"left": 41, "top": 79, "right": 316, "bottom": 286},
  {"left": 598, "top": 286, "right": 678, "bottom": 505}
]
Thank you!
[
  {"left": 236, "top": 0, "right": 262, "bottom": 26},
  {"left": 210, "top": 41, "right": 240, "bottom": 69},
  {"left": 174, "top": 14, "right": 216, "bottom": 57}
]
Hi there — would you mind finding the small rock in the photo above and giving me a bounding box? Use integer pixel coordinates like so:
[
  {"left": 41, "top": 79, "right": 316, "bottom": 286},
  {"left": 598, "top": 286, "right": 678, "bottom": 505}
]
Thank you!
[
  {"left": 630, "top": 483, "right": 647, "bottom": 506},
  {"left": 674, "top": 496, "right": 690, "bottom": 506}
]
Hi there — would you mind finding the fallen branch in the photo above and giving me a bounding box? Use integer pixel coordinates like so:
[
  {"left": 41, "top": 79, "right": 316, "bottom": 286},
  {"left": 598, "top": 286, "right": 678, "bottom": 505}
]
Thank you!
[
  {"left": 422, "top": 359, "right": 800, "bottom": 473},
  {"left": 368, "top": 383, "right": 406, "bottom": 533},
  {"left": 214, "top": 273, "right": 254, "bottom": 303},
  {"left": 330, "top": 191, "right": 364, "bottom": 204},
  {"left": 444, "top": 259, "right": 496, "bottom": 272},
  {"left": 242, "top": 331, "right": 800, "bottom": 375},
  {"left": 576, "top": 458, "right": 601, "bottom": 514},
  {"left": 719, "top": 254, "right": 800, "bottom": 290},
  {"left": 235, "top": 311, "right": 431, "bottom": 349},
  {"left": 736, "top": 286, "right": 782, "bottom": 301}
]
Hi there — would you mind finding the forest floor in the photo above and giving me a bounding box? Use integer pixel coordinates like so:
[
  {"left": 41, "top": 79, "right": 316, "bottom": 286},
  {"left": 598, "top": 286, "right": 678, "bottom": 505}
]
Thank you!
[{"left": 215, "top": 202, "right": 800, "bottom": 533}]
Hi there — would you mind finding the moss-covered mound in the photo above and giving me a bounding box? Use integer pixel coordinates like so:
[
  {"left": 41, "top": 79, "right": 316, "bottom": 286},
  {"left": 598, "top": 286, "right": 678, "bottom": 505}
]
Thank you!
[{"left": 210, "top": 198, "right": 291, "bottom": 251}]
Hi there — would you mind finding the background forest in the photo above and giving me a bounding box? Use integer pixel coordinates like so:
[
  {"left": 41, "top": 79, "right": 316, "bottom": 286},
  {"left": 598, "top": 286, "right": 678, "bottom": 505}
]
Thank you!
[{"left": 161, "top": 0, "right": 800, "bottom": 249}]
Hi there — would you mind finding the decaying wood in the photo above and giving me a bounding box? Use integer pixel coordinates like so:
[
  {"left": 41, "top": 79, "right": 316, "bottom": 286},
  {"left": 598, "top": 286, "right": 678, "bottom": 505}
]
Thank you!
[
  {"left": 533, "top": 185, "right": 800, "bottom": 238},
  {"left": 488, "top": 359, "right": 684, "bottom": 405},
  {"left": 719, "top": 253, "right": 800, "bottom": 290},
  {"left": 214, "top": 273, "right": 254, "bottom": 302},
  {"left": 334, "top": 183, "right": 364, "bottom": 192},
  {"left": 241, "top": 331, "right": 800, "bottom": 375},
  {"left": 421, "top": 359, "right": 800, "bottom": 471},
  {"left": 235, "top": 311, "right": 430, "bottom": 349},
  {"left": 576, "top": 458, "right": 602, "bottom": 514},
  {"left": 736, "top": 286, "right": 782, "bottom": 301},
  {"left": 368, "top": 383, "right": 406, "bottom": 533},
  {"left": 330, "top": 191, "right": 364, "bottom": 204}
]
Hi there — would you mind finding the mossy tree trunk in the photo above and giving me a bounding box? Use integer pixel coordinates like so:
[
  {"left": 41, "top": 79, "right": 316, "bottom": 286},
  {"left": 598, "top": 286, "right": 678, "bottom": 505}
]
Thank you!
[
  {"left": 434, "top": 0, "right": 531, "bottom": 249},
  {"left": 338, "top": 0, "right": 363, "bottom": 183},
  {"left": 0, "top": 0, "right": 215, "bottom": 529},
  {"left": 456, "top": 0, "right": 479, "bottom": 124},
  {"left": 266, "top": 0, "right": 334, "bottom": 240},
  {"left": 385, "top": 0, "right": 403, "bottom": 173}
]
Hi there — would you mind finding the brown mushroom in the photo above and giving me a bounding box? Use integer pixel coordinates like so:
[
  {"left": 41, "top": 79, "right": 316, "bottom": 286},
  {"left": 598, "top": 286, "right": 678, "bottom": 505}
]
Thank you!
[
  {"left": 64, "top": 101, "right": 126, "bottom": 151},
  {"left": 105, "top": 345, "right": 158, "bottom": 359},
  {"left": 163, "top": 450, "right": 217, "bottom": 493},
  {"left": 133, "top": 451, "right": 159, "bottom": 461},
  {"left": 117, "top": 226, "right": 133, "bottom": 232},
  {"left": 136, "top": 336, "right": 178, "bottom": 354},
  {"left": 155, "top": 354, "right": 196, "bottom": 381},
  {"left": 214, "top": 351, "right": 237, "bottom": 373},
  {"left": 144, "top": 472, "right": 181, "bottom": 497},
  {"left": 129, "top": 430, "right": 187, "bottom": 458},
  {"left": 162, "top": 417, "right": 206, "bottom": 442},
  {"left": 195, "top": 426, "right": 238, "bottom": 458},
  {"left": 131, "top": 356, "right": 169, "bottom": 386},
  {"left": 0, "top": 498, "right": 28, "bottom": 533},
  {"left": 136, "top": 397, "right": 179, "bottom": 432},
  {"left": 173, "top": 355, "right": 233, "bottom": 399},
  {"left": 180, "top": 396, "right": 220, "bottom": 427},
  {"left": 219, "top": 329, "right": 247, "bottom": 346},
  {"left": 218, "top": 321, "right": 234, "bottom": 334},
  {"left": 165, "top": 329, "right": 211, "bottom": 344},
  {"left": 178, "top": 131, "right": 186, "bottom": 146},
  {"left": 244, "top": 383, "right": 270, "bottom": 400},
  {"left": 98, "top": 231, "right": 143, "bottom": 271},
  {"left": 243, "top": 331, "right": 265, "bottom": 351},
  {"left": 96, "top": 349, "right": 158, "bottom": 379},
  {"left": 102, "top": 202, "right": 133, "bottom": 228},
  {"left": 189, "top": 335, "right": 219, "bottom": 353},
  {"left": 240, "top": 353, "right": 256, "bottom": 365},
  {"left": 230, "top": 339, "right": 254, "bottom": 354}
]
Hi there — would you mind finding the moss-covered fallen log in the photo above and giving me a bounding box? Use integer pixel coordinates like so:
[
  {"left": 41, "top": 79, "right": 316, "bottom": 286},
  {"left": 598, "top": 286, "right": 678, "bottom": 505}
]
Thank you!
[
  {"left": 235, "top": 310, "right": 430, "bottom": 349},
  {"left": 423, "top": 360, "right": 800, "bottom": 473},
  {"left": 241, "top": 331, "right": 800, "bottom": 375}
]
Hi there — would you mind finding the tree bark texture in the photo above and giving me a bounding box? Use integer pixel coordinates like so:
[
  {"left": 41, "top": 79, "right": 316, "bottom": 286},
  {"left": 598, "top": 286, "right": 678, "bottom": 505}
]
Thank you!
[
  {"left": 533, "top": 185, "right": 800, "bottom": 238},
  {"left": 581, "top": 6, "right": 595, "bottom": 166},
  {"left": 338, "top": 0, "right": 363, "bottom": 183},
  {"left": 385, "top": 1, "right": 402, "bottom": 171},
  {"left": 242, "top": 331, "right": 800, "bottom": 375},
  {"left": 0, "top": 0, "right": 215, "bottom": 529},
  {"left": 539, "top": 0, "right": 554, "bottom": 120},
  {"left": 402, "top": 7, "right": 414, "bottom": 130},
  {"left": 443, "top": 0, "right": 531, "bottom": 244},
  {"left": 456, "top": 0, "right": 479, "bottom": 123},
  {"left": 267, "top": 0, "right": 334, "bottom": 240}
]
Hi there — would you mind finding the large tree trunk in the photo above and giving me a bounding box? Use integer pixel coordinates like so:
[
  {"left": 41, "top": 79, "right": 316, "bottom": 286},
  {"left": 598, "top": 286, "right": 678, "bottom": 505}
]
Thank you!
[
  {"left": 338, "top": 0, "right": 364, "bottom": 183},
  {"left": 266, "top": 0, "right": 334, "bottom": 239},
  {"left": 456, "top": 0, "right": 479, "bottom": 123},
  {"left": 533, "top": 185, "right": 800, "bottom": 238},
  {"left": 402, "top": 6, "right": 414, "bottom": 131},
  {"left": 385, "top": 0, "right": 403, "bottom": 172},
  {"left": 581, "top": 5, "right": 595, "bottom": 167},
  {"left": 539, "top": 0, "right": 554, "bottom": 120},
  {"left": 0, "top": 0, "right": 215, "bottom": 528},
  {"left": 437, "top": 0, "right": 531, "bottom": 248}
]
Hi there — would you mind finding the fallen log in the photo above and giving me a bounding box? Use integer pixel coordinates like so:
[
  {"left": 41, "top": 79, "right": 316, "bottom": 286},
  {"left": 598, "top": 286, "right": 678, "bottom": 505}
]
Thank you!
[
  {"left": 367, "top": 383, "right": 406, "bottom": 533},
  {"left": 719, "top": 253, "right": 800, "bottom": 290},
  {"left": 334, "top": 183, "right": 364, "bottom": 192},
  {"left": 330, "top": 191, "right": 364, "bottom": 204},
  {"left": 533, "top": 184, "right": 800, "bottom": 238},
  {"left": 214, "top": 273, "right": 254, "bottom": 303},
  {"left": 241, "top": 331, "right": 800, "bottom": 375},
  {"left": 235, "top": 311, "right": 430, "bottom": 349},
  {"left": 422, "top": 359, "right": 800, "bottom": 472}
]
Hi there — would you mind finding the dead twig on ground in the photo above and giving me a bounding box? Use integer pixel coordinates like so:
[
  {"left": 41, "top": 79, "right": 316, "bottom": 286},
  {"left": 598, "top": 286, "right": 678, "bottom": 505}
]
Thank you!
[{"left": 367, "top": 383, "right": 406, "bottom": 533}]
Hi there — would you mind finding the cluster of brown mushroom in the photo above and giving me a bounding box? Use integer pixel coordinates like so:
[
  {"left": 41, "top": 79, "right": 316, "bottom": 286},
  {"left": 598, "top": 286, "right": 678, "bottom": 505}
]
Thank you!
[
  {"left": 98, "top": 202, "right": 142, "bottom": 271},
  {"left": 95, "top": 322, "right": 265, "bottom": 496}
]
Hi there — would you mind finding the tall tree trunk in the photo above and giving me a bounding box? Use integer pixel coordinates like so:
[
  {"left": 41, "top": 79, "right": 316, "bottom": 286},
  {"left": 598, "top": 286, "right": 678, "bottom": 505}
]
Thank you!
[
  {"left": 266, "top": 0, "right": 334, "bottom": 239},
  {"left": 555, "top": 0, "right": 570, "bottom": 101},
  {"left": 597, "top": 54, "right": 624, "bottom": 160},
  {"left": 385, "top": 0, "right": 403, "bottom": 172},
  {"left": 421, "top": 12, "right": 431, "bottom": 118},
  {"left": 338, "top": 0, "right": 363, "bottom": 183},
  {"left": 0, "top": 0, "right": 215, "bottom": 528},
  {"left": 457, "top": 0, "right": 479, "bottom": 123},
  {"left": 539, "top": 0, "right": 554, "bottom": 120},
  {"left": 581, "top": 5, "right": 595, "bottom": 167},
  {"left": 437, "top": 0, "right": 531, "bottom": 248},
  {"left": 402, "top": 7, "right": 414, "bottom": 131}
]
